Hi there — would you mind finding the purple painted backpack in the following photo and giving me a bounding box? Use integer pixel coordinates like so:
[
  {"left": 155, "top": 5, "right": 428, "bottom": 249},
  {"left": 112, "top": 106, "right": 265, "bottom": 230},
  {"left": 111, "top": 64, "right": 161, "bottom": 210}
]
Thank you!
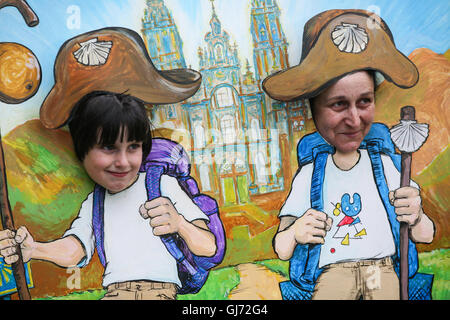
[{"left": 92, "top": 138, "right": 226, "bottom": 294}]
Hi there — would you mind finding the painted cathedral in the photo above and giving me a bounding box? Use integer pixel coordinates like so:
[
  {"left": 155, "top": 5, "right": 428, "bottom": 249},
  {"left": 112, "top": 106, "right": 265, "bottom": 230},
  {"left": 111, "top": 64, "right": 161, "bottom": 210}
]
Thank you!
[{"left": 142, "top": 0, "right": 309, "bottom": 206}]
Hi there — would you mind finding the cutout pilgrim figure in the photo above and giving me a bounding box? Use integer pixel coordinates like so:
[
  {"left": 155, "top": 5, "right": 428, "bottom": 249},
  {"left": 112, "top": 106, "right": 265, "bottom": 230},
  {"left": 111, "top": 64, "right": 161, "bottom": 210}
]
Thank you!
[
  {"left": 0, "top": 27, "right": 225, "bottom": 300},
  {"left": 265, "top": 9, "right": 435, "bottom": 300}
]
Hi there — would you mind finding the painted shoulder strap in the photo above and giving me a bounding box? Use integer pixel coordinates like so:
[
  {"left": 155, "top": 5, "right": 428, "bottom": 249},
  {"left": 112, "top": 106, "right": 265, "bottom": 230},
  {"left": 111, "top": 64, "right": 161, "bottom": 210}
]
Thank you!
[
  {"left": 92, "top": 184, "right": 106, "bottom": 267},
  {"left": 285, "top": 123, "right": 423, "bottom": 299},
  {"left": 91, "top": 138, "right": 225, "bottom": 295}
]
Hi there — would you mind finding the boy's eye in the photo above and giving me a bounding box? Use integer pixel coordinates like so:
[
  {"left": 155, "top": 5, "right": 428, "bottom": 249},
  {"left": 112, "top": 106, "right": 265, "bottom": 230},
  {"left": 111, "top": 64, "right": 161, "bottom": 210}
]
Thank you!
[
  {"left": 128, "top": 143, "right": 142, "bottom": 151},
  {"left": 101, "top": 145, "right": 116, "bottom": 151}
]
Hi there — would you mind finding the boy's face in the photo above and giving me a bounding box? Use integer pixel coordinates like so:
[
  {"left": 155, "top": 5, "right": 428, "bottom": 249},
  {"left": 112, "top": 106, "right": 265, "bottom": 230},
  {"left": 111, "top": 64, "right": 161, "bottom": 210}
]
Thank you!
[
  {"left": 83, "top": 129, "right": 143, "bottom": 193},
  {"left": 311, "top": 71, "right": 375, "bottom": 154}
]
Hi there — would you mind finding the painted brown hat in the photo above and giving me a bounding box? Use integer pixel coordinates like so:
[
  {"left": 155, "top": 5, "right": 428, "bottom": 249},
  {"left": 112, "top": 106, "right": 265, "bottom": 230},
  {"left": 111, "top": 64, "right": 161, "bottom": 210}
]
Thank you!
[
  {"left": 40, "top": 27, "right": 202, "bottom": 129},
  {"left": 263, "top": 9, "right": 419, "bottom": 102}
]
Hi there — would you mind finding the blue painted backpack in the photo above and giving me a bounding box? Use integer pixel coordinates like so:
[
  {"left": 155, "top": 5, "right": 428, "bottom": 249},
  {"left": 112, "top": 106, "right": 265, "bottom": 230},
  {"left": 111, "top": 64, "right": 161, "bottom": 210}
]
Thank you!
[
  {"left": 92, "top": 138, "right": 226, "bottom": 294},
  {"left": 279, "top": 123, "right": 434, "bottom": 300}
]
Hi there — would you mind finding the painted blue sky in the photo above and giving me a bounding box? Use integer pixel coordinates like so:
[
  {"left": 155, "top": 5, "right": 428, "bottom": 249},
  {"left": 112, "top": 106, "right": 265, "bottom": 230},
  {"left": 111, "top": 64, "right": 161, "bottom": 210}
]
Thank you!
[{"left": 0, "top": 0, "right": 449, "bottom": 134}]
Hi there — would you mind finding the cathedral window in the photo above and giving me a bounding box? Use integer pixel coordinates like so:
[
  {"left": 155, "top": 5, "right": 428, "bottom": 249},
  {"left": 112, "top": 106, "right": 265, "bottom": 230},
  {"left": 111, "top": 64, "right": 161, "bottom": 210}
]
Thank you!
[
  {"left": 166, "top": 105, "right": 176, "bottom": 119},
  {"left": 194, "top": 124, "right": 206, "bottom": 148},
  {"left": 259, "top": 25, "right": 267, "bottom": 40},
  {"left": 220, "top": 115, "right": 236, "bottom": 144},
  {"left": 255, "top": 152, "right": 267, "bottom": 184},
  {"left": 162, "top": 30, "right": 172, "bottom": 53},
  {"left": 215, "top": 44, "right": 224, "bottom": 62},
  {"left": 199, "top": 164, "right": 211, "bottom": 191},
  {"left": 216, "top": 87, "right": 234, "bottom": 108},
  {"left": 250, "top": 118, "right": 261, "bottom": 141}
]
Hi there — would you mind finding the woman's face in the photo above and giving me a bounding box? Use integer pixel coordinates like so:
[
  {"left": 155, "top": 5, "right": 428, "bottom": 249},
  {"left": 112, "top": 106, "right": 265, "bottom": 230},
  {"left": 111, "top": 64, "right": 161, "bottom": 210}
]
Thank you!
[{"left": 311, "top": 71, "right": 376, "bottom": 154}]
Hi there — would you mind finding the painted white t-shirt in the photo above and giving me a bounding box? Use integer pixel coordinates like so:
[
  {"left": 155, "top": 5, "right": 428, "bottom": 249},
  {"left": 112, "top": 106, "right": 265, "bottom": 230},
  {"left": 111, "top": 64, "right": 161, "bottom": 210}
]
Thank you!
[
  {"left": 63, "top": 173, "right": 209, "bottom": 288},
  {"left": 279, "top": 150, "right": 418, "bottom": 268}
]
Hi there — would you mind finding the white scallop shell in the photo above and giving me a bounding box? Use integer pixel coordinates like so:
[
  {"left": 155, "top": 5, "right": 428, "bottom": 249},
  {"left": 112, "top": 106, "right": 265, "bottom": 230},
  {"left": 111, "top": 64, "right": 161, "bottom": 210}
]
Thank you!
[
  {"left": 390, "top": 120, "right": 429, "bottom": 153},
  {"left": 73, "top": 38, "right": 113, "bottom": 66},
  {"left": 332, "top": 23, "right": 368, "bottom": 53}
]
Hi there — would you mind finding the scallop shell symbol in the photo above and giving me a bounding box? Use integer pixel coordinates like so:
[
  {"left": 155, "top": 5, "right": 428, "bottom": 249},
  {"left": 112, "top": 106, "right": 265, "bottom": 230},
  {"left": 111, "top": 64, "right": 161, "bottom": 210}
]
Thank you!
[
  {"left": 390, "top": 120, "right": 429, "bottom": 153},
  {"left": 331, "top": 23, "right": 368, "bottom": 54},
  {"left": 73, "top": 38, "right": 113, "bottom": 66}
]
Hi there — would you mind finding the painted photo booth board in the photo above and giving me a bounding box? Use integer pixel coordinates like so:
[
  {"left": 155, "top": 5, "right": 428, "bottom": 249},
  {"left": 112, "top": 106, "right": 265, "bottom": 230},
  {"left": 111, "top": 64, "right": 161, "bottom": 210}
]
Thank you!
[{"left": 0, "top": 0, "right": 448, "bottom": 300}]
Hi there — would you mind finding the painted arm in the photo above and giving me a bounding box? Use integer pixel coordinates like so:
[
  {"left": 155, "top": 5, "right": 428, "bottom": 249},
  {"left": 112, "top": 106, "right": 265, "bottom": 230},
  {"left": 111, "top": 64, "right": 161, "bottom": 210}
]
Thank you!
[
  {"left": 0, "top": 227, "right": 85, "bottom": 267},
  {"left": 178, "top": 219, "right": 217, "bottom": 257},
  {"left": 273, "top": 210, "right": 332, "bottom": 261},
  {"left": 139, "top": 197, "right": 217, "bottom": 257},
  {"left": 273, "top": 216, "right": 299, "bottom": 261}
]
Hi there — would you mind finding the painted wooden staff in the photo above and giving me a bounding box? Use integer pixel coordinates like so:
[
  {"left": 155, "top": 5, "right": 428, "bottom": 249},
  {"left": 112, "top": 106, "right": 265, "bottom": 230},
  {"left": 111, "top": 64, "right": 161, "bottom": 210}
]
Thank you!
[
  {"left": 0, "top": 130, "right": 31, "bottom": 300},
  {"left": 0, "top": 0, "right": 39, "bottom": 27},
  {"left": 390, "top": 106, "right": 429, "bottom": 300}
]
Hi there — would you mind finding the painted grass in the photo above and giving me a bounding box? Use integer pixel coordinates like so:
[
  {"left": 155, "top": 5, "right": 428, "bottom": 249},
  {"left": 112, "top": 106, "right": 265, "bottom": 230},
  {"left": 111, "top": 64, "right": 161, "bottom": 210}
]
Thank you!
[
  {"left": 35, "top": 266, "right": 240, "bottom": 301},
  {"left": 36, "top": 289, "right": 106, "bottom": 300},
  {"left": 417, "top": 249, "right": 449, "bottom": 300},
  {"left": 34, "top": 249, "right": 448, "bottom": 300},
  {"left": 177, "top": 266, "right": 240, "bottom": 300},
  {"left": 255, "top": 259, "right": 289, "bottom": 279},
  {"left": 258, "top": 249, "right": 450, "bottom": 300}
]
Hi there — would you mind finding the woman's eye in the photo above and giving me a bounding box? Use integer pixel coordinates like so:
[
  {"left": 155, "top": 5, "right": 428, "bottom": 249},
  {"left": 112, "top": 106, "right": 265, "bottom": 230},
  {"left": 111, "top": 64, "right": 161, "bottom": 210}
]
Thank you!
[
  {"left": 358, "top": 98, "right": 373, "bottom": 107},
  {"left": 330, "top": 101, "right": 346, "bottom": 109}
]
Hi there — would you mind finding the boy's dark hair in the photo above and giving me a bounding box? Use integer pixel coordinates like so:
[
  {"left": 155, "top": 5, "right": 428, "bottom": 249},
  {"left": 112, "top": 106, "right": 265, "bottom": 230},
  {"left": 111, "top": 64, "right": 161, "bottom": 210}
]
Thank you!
[{"left": 67, "top": 91, "right": 152, "bottom": 162}]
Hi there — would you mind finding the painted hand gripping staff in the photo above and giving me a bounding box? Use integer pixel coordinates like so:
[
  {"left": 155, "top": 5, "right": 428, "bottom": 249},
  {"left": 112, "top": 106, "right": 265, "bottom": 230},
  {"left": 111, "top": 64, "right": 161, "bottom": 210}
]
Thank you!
[{"left": 265, "top": 9, "right": 435, "bottom": 300}]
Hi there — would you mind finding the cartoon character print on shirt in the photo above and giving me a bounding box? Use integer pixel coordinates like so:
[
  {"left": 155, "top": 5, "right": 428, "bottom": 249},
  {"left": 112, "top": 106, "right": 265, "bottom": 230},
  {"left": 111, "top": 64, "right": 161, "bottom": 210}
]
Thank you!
[{"left": 332, "top": 193, "right": 367, "bottom": 246}]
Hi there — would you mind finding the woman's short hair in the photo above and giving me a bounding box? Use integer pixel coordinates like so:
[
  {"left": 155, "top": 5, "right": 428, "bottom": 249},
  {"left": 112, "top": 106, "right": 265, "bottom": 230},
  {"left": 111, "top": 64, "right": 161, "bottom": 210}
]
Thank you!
[{"left": 67, "top": 91, "right": 152, "bottom": 162}]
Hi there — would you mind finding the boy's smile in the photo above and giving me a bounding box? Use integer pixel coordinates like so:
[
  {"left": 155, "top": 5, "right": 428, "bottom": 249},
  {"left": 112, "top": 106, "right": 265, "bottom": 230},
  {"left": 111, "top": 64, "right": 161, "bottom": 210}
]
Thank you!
[
  {"left": 82, "top": 129, "right": 143, "bottom": 193},
  {"left": 107, "top": 171, "right": 130, "bottom": 178}
]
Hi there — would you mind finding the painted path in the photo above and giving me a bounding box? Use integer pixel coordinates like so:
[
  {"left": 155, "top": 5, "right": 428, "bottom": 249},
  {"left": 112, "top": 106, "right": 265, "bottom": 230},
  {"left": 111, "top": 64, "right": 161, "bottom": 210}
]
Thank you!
[{"left": 228, "top": 263, "right": 287, "bottom": 300}]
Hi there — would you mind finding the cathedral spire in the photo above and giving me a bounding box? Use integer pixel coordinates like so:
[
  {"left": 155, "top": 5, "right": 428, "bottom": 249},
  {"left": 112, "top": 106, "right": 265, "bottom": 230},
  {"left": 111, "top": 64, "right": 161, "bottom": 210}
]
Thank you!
[
  {"left": 141, "top": 0, "right": 186, "bottom": 70},
  {"left": 250, "top": 0, "right": 289, "bottom": 81},
  {"left": 209, "top": 0, "right": 222, "bottom": 35}
]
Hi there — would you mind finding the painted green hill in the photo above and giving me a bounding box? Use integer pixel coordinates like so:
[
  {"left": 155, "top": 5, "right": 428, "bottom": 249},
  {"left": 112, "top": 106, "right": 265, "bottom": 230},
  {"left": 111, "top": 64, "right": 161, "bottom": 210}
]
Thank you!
[
  {"left": 416, "top": 145, "right": 449, "bottom": 189},
  {"left": 415, "top": 146, "right": 449, "bottom": 250},
  {"left": 3, "top": 119, "right": 103, "bottom": 299},
  {"left": 4, "top": 120, "right": 92, "bottom": 236}
]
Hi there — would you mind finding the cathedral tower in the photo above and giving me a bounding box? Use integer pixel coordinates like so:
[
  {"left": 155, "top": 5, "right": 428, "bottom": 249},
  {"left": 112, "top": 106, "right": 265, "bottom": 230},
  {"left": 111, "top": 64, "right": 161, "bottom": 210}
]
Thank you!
[
  {"left": 250, "top": 0, "right": 289, "bottom": 82},
  {"left": 141, "top": 0, "right": 186, "bottom": 70}
]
